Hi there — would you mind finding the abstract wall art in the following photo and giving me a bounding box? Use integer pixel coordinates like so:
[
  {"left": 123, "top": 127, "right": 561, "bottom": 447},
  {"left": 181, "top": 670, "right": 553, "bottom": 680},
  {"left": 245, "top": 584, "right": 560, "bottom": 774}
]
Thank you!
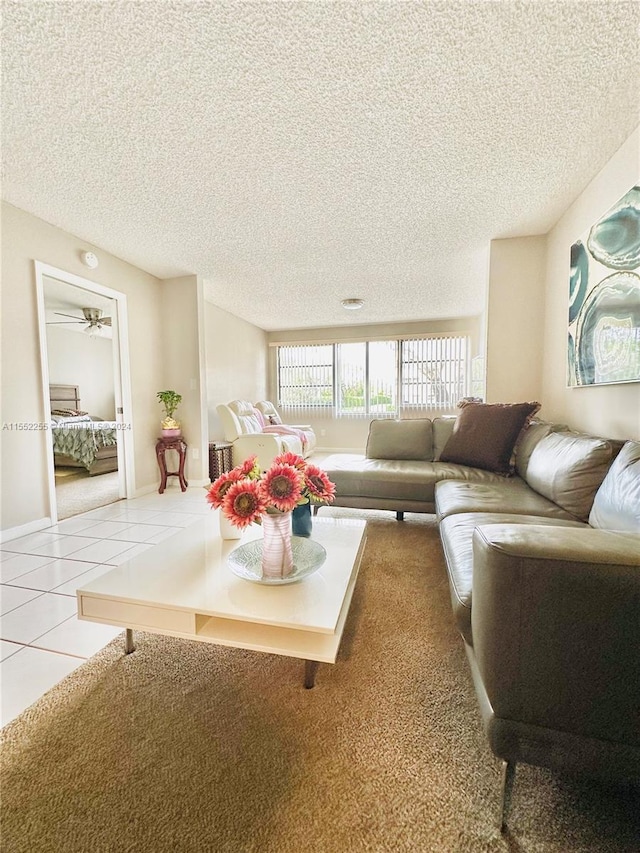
[{"left": 568, "top": 185, "right": 640, "bottom": 386}]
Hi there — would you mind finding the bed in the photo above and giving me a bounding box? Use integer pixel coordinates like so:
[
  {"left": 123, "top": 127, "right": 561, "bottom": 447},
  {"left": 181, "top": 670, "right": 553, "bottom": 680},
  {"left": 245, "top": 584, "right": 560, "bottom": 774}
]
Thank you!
[{"left": 49, "top": 384, "right": 119, "bottom": 476}]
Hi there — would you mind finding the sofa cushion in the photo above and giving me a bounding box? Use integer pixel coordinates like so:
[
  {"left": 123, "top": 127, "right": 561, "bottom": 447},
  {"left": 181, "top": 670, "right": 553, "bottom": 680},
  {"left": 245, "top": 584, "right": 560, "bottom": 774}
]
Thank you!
[
  {"left": 366, "top": 418, "right": 433, "bottom": 461},
  {"left": 514, "top": 420, "right": 565, "bottom": 479},
  {"left": 589, "top": 440, "right": 640, "bottom": 533},
  {"left": 228, "top": 400, "right": 263, "bottom": 434},
  {"left": 435, "top": 478, "right": 577, "bottom": 522},
  {"left": 439, "top": 401, "right": 541, "bottom": 474},
  {"left": 439, "top": 512, "right": 588, "bottom": 645},
  {"left": 525, "top": 431, "right": 622, "bottom": 522}
]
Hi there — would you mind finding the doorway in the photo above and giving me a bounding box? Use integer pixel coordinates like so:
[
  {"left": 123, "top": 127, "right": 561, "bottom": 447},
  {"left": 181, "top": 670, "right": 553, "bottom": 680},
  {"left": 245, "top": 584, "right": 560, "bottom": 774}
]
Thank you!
[{"left": 35, "top": 262, "right": 134, "bottom": 523}]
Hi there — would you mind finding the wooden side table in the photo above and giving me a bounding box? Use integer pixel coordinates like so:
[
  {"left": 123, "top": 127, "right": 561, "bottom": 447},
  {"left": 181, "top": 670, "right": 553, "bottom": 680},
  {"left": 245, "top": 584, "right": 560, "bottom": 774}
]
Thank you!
[{"left": 156, "top": 436, "right": 188, "bottom": 494}]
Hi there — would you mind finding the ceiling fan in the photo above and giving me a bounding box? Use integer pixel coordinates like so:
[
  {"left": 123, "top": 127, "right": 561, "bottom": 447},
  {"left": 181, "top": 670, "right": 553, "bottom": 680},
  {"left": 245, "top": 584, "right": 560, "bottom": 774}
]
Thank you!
[{"left": 47, "top": 307, "right": 112, "bottom": 333}]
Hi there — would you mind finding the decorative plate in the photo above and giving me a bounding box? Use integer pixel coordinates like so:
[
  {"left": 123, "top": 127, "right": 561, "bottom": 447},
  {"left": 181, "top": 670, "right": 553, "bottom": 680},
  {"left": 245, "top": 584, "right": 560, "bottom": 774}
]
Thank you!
[{"left": 228, "top": 537, "right": 327, "bottom": 585}]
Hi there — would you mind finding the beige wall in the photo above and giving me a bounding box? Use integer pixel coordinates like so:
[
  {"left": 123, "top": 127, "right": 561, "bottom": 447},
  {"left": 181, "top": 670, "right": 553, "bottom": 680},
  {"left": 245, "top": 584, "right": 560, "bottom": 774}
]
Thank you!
[
  {"left": 542, "top": 127, "right": 640, "bottom": 439},
  {"left": 267, "top": 317, "right": 482, "bottom": 451},
  {"left": 486, "top": 236, "right": 547, "bottom": 404},
  {"left": 1, "top": 202, "right": 165, "bottom": 532},
  {"left": 204, "top": 301, "right": 268, "bottom": 442},
  {"left": 160, "top": 277, "right": 208, "bottom": 483},
  {"left": 46, "top": 326, "right": 116, "bottom": 419}
]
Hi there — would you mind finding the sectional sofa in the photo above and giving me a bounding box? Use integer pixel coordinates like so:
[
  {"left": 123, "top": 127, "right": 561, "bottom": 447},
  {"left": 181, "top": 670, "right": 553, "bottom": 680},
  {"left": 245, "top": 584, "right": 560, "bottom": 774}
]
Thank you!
[{"left": 319, "top": 414, "right": 640, "bottom": 827}]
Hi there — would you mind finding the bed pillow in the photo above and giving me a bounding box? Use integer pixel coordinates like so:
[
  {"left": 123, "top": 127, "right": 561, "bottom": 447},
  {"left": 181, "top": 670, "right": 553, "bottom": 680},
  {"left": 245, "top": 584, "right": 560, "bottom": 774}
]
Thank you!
[
  {"left": 51, "top": 414, "right": 92, "bottom": 424},
  {"left": 439, "top": 400, "right": 541, "bottom": 474}
]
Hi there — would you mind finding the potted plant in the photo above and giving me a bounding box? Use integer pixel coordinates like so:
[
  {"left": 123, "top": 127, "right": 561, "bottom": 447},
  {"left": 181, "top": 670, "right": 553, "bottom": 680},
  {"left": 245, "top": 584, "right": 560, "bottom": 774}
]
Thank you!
[{"left": 157, "top": 390, "right": 182, "bottom": 437}]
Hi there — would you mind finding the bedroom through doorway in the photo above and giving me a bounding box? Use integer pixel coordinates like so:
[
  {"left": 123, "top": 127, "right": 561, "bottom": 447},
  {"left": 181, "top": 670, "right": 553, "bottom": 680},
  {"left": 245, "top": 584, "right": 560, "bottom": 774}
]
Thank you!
[{"left": 35, "top": 263, "right": 133, "bottom": 523}]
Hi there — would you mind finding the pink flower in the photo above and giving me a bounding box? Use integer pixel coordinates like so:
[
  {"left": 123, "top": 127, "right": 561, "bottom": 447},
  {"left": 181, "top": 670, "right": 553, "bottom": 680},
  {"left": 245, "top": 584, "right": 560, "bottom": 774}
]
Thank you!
[
  {"left": 259, "top": 464, "right": 304, "bottom": 513},
  {"left": 239, "top": 455, "right": 260, "bottom": 478},
  {"left": 222, "top": 480, "right": 267, "bottom": 528},
  {"left": 206, "top": 469, "right": 246, "bottom": 509},
  {"left": 304, "top": 465, "right": 336, "bottom": 503},
  {"left": 273, "top": 451, "right": 306, "bottom": 472}
]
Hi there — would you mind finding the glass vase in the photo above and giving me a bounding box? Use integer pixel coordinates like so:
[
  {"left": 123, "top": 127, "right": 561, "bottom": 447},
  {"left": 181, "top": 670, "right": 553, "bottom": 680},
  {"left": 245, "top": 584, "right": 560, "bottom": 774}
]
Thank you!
[
  {"left": 292, "top": 502, "right": 313, "bottom": 538},
  {"left": 261, "top": 511, "right": 294, "bottom": 580}
]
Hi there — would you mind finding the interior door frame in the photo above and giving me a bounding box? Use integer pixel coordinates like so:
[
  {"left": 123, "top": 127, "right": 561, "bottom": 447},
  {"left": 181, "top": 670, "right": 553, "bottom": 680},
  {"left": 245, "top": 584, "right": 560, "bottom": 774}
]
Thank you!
[{"left": 34, "top": 261, "right": 135, "bottom": 523}]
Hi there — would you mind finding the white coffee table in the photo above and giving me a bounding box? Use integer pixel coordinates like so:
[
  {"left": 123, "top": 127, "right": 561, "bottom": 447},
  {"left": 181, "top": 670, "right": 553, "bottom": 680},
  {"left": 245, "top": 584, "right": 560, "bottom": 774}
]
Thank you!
[{"left": 77, "top": 516, "right": 366, "bottom": 688}]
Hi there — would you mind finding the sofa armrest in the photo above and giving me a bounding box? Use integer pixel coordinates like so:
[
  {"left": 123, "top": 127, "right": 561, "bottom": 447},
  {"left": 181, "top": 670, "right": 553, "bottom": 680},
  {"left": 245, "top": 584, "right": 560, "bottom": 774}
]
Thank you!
[
  {"left": 471, "top": 524, "right": 640, "bottom": 748},
  {"left": 231, "top": 433, "right": 301, "bottom": 469}
]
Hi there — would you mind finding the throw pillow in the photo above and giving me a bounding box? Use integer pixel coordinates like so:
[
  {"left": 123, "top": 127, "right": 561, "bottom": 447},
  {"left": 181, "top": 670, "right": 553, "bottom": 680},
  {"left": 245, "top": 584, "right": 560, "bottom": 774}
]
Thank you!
[{"left": 439, "top": 400, "right": 541, "bottom": 474}]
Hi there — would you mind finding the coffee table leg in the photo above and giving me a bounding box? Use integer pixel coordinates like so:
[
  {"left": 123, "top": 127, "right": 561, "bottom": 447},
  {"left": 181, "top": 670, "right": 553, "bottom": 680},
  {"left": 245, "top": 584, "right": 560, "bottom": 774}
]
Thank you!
[
  {"left": 304, "top": 659, "right": 319, "bottom": 689},
  {"left": 124, "top": 629, "right": 135, "bottom": 655}
]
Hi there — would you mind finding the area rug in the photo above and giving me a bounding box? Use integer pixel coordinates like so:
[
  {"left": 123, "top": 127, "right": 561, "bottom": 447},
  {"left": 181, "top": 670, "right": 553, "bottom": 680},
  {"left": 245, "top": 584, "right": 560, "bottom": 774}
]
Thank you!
[{"left": 1, "top": 511, "right": 638, "bottom": 852}]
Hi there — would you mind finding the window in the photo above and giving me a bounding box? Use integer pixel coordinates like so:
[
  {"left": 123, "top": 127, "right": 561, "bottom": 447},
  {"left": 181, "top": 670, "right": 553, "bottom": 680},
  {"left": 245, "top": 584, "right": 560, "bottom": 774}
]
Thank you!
[
  {"left": 276, "top": 334, "right": 470, "bottom": 416},
  {"left": 401, "top": 337, "right": 468, "bottom": 409},
  {"left": 337, "top": 341, "right": 397, "bottom": 416},
  {"left": 277, "top": 345, "right": 333, "bottom": 408}
]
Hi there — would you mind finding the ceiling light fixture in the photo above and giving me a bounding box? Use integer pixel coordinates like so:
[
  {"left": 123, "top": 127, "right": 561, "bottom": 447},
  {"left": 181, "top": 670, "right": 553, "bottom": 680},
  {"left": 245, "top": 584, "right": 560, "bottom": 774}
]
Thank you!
[{"left": 341, "top": 298, "right": 364, "bottom": 310}]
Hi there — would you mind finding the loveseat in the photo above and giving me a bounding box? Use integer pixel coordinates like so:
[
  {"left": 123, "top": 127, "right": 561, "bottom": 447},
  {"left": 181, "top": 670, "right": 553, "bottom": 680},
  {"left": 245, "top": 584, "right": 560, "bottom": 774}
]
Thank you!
[
  {"left": 319, "top": 412, "right": 640, "bottom": 827},
  {"left": 216, "top": 399, "right": 317, "bottom": 469}
]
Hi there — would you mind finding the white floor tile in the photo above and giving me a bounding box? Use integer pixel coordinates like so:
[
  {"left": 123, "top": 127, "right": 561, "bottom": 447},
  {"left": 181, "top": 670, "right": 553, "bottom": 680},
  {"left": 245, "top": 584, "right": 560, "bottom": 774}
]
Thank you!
[
  {"left": 0, "top": 640, "right": 22, "bottom": 661},
  {"left": 144, "top": 511, "right": 202, "bottom": 527},
  {"left": 4, "top": 559, "right": 101, "bottom": 592},
  {"left": 74, "top": 520, "right": 133, "bottom": 538},
  {"left": 46, "top": 517, "right": 104, "bottom": 535},
  {"left": 1, "top": 646, "right": 83, "bottom": 727},
  {"left": 0, "top": 586, "right": 42, "bottom": 615},
  {"left": 80, "top": 504, "right": 127, "bottom": 521},
  {"left": 64, "top": 538, "right": 136, "bottom": 564},
  {"left": 0, "top": 553, "right": 55, "bottom": 583},
  {"left": 54, "top": 563, "right": 114, "bottom": 594},
  {"left": 0, "top": 593, "right": 78, "bottom": 644},
  {"left": 104, "top": 508, "right": 163, "bottom": 523},
  {"left": 107, "top": 523, "right": 172, "bottom": 543},
  {"left": 0, "top": 530, "right": 61, "bottom": 553},
  {"left": 34, "top": 616, "right": 121, "bottom": 657},
  {"left": 2, "top": 534, "right": 101, "bottom": 559}
]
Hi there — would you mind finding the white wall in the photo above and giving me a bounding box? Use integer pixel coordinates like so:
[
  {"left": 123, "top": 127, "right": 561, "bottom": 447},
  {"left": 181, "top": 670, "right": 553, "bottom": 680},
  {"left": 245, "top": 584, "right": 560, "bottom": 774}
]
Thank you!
[
  {"left": 485, "top": 236, "right": 547, "bottom": 404},
  {"left": 46, "top": 326, "right": 116, "bottom": 419},
  {"left": 542, "top": 127, "right": 640, "bottom": 439},
  {"left": 1, "top": 202, "right": 165, "bottom": 532},
  {"left": 204, "top": 301, "right": 268, "bottom": 442}
]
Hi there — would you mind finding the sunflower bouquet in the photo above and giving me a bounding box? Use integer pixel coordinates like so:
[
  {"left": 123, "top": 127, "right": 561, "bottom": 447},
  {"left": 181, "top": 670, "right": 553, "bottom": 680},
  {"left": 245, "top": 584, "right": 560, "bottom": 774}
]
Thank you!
[{"left": 206, "top": 452, "right": 336, "bottom": 529}]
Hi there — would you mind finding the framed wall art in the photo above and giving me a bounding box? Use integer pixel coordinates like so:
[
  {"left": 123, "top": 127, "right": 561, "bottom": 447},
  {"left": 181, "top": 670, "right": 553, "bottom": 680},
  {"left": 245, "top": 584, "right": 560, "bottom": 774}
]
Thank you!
[{"left": 568, "top": 185, "right": 640, "bottom": 386}]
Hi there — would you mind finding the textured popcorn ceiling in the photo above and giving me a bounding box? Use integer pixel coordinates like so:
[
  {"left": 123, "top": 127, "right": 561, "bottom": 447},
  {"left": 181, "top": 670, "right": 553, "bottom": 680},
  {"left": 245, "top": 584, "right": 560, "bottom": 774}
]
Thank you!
[{"left": 2, "top": 2, "right": 639, "bottom": 331}]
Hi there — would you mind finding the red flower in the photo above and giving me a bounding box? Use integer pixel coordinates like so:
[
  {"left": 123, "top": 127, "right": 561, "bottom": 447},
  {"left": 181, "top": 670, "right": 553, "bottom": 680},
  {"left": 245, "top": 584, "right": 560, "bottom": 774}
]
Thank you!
[
  {"left": 222, "top": 480, "right": 267, "bottom": 528},
  {"left": 259, "top": 464, "right": 304, "bottom": 513},
  {"left": 304, "top": 465, "right": 336, "bottom": 503}
]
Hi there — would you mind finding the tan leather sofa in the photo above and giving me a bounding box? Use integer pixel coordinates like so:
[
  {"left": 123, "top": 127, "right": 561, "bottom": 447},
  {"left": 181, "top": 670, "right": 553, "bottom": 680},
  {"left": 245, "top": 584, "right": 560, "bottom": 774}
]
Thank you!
[{"left": 320, "top": 418, "right": 640, "bottom": 826}]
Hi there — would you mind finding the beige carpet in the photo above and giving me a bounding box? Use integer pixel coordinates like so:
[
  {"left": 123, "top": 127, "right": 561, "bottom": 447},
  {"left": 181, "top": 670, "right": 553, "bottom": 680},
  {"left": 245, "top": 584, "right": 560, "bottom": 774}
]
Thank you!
[
  {"left": 55, "top": 470, "right": 121, "bottom": 519},
  {"left": 1, "top": 510, "right": 638, "bottom": 852}
]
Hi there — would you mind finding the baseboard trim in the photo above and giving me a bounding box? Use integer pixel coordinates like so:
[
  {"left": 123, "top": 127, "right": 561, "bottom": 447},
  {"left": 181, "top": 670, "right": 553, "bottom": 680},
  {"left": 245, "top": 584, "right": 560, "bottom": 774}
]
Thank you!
[{"left": 1, "top": 516, "right": 53, "bottom": 543}]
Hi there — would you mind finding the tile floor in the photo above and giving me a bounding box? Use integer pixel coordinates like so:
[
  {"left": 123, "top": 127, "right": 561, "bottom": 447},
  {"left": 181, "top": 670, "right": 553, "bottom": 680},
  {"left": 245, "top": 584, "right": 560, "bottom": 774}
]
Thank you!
[{"left": 0, "top": 485, "right": 211, "bottom": 727}]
